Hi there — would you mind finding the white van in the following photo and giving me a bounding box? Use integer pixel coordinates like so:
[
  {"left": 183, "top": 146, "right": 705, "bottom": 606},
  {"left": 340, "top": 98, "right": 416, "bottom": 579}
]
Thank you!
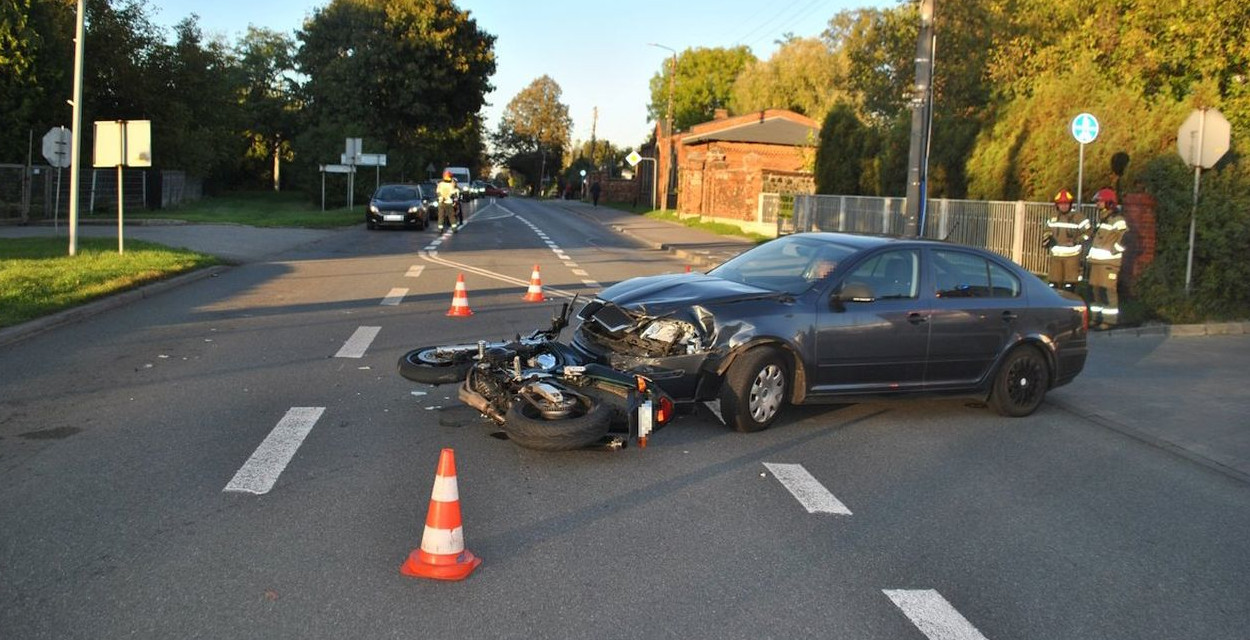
[{"left": 443, "top": 166, "right": 472, "bottom": 198}]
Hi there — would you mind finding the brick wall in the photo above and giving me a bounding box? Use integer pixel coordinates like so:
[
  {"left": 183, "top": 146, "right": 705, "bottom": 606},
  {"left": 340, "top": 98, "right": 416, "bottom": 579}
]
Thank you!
[
  {"left": 676, "top": 141, "right": 813, "bottom": 221},
  {"left": 1121, "top": 192, "right": 1157, "bottom": 294}
]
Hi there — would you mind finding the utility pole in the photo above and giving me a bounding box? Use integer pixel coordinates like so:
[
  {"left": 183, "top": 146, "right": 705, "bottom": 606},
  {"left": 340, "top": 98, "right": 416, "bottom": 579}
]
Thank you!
[
  {"left": 903, "top": 0, "right": 936, "bottom": 237},
  {"left": 67, "top": 0, "right": 86, "bottom": 255},
  {"left": 590, "top": 106, "right": 598, "bottom": 168}
]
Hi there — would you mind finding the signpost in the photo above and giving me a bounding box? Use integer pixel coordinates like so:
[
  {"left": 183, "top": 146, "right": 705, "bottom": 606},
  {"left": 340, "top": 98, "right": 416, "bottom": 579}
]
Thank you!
[
  {"left": 42, "top": 126, "right": 71, "bottom": 227},
  {"left": 1177, "top": 108, "right": 1231, "bottom": 294},
  {"left": 1071, "top": 113, "right": 1099, "bottom": 209},
  {"left": 92, "top": 119, "right": 151, "bottom": 254},
  {"left": 626, "top": 151, "right": 657, "bottom": 210}
]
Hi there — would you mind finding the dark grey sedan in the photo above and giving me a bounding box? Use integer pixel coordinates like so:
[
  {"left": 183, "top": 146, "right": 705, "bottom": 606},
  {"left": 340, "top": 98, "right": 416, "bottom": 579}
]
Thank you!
[{"left": 573, "top": 233, "right": 1089, "bottom": 431}]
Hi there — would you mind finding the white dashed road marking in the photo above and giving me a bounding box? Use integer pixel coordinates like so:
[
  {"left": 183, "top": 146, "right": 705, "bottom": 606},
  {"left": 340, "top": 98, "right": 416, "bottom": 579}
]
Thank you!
[
  {"left": 883, "top": 589, "right": 991, "bottom": 640},
  {"left": 405, "top": 265, "right": 425, "bottom": 278},
  {"left": 381, "top": 287, "right": 407, "bottom": 306},
  {"left": 762, "top": 462, "right": 852, "bottom": 515},
  {"left": 335, "top": 326, "right": 380, "bottom": 358},
  {"left": 224, "top": 407, "right": 325, "bottom": 495}
]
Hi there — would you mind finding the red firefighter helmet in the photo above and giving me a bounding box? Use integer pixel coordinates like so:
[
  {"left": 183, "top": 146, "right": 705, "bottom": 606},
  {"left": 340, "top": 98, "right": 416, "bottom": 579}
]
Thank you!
[
  {"left": 1052, "top": 189, "right": 1074, "bottom": 205},
  {"left": 442, "top": 170, "right": 452, "bottom": 180},
  {"left": 1094, "top": 187, "right": 1118, "bottom": 208}
]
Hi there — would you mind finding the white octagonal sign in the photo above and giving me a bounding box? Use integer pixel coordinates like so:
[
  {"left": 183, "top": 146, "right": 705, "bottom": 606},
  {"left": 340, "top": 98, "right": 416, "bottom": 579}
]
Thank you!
[{"left": 1177, "top": 108, "right": 1231, "bottom": 169}]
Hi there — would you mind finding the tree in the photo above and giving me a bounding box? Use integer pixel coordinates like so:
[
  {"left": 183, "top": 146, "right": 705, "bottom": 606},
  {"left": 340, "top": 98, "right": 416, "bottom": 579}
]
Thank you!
[
  {"left": 235, "top": 26, "right": 299, "bottom": 190},
  {"left": 295, "top": 0, "right": 496, "bottom": 193},
  {"left": 0, "top": 0, "right": 76, "bottom": 161},
  {"left": 492, "top": 75, "right": 572, "bottom": 191},
  {"left": 647, "top": 46, "right": 754, "bottom": 132},
  {"left": 815, "top": 103, "right": 871, "bottom": 194},
  {"left": 730, "top": 36, "right": 848, "bottom": 123}
]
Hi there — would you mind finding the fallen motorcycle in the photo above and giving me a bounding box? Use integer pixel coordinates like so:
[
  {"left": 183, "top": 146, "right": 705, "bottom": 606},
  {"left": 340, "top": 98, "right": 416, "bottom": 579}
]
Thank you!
[{"left": 398, "top": 299, "right": 673, "bottom": 451}]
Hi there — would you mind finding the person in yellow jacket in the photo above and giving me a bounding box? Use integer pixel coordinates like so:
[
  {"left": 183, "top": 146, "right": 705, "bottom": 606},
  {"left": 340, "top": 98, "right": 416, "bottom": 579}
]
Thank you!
[
  {"left": 1086, "top": 188, "right": 1129, "bottom": 328},
  {"left": 1042, "top": 188, "right": 1089, "bottom": 290},
  {"left": 435, "top": 170, "right": 461, "bottom": 233}
]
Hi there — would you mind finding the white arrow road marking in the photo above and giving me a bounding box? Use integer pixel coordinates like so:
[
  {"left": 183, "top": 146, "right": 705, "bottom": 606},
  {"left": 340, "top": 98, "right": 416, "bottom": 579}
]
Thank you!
[
  {"left": 883, "top": 589, "right": 991, "bottom": 640},
  {"left": 762, "top": 462, "right": 852, "bottom": 515},
  {"left": 405, "top": 265, "right": 425, "bottom": 278},
  {"left": 381, "top": 287, "right": 407, "bottom": 306},
  {"left": 224, "top": 407, "right": 325, "bottom": 495},
  {"left": 334, "top": 326, "right": 380, "bottom": 358}
]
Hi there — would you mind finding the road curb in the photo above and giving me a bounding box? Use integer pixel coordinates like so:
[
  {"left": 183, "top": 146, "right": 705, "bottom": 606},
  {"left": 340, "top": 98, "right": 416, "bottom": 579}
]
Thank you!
[{"left": 0, "top": 265, "right": 229, "bottom": 348}]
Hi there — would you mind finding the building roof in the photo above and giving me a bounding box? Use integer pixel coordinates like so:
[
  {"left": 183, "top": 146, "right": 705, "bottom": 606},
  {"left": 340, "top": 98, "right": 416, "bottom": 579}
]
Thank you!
[{"left": 680, "top": 111, "right": 818, "bottom": 147}]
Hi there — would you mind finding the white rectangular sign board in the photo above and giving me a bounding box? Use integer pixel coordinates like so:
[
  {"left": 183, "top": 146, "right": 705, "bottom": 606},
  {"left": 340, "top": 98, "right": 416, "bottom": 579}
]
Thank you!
[{"left": 93, "top": 121, "right": 123, "bottom": 167}]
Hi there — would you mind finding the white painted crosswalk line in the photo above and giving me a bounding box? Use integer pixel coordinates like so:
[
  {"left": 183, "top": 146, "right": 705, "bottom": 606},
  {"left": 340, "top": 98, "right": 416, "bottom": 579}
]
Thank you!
[
  {"left": 762, "top": 462, "right": 852, "bottom": 515},
  {"left": 405, "top": 265, "right": 425, "bottom": 278},
  {"left": 334, "top": 326, "right": 381, "bottom": 358},
  {"left": 883, "top": 589, "right": 991, "bottom": 640},
  {"left": 381, "top": 287, "right": 408, "bottom": 306},
  {"left": 224, "top": 407, "right": 325, "bottom": 495}
]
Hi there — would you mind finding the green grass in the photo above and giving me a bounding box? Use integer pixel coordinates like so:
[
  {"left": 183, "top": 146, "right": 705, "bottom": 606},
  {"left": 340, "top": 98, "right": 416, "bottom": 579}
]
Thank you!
[
  {"left": 127, "top": 191, "right": 360, "bottom": 228},
  {"left": 0, "top": 237, "right": 219, "bottom": 328},
  {"left": 641, "top": 210, "right": 772, "bottom": 244}
]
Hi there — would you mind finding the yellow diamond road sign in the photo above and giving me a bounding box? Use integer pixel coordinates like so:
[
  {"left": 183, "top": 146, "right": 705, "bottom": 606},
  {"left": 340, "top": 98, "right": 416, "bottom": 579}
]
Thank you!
[{"left": 625, "top": 151, "right": 642, "bottom": 167}]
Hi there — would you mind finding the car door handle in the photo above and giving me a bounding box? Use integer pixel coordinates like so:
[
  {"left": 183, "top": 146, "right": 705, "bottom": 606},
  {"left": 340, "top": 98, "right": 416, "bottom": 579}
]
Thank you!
[
  {"left": 908, "top": 312, "right": 928, "bottom": 325},
  {"left": 1001, "top": 310, "right": 1019, "bottom": 322}
]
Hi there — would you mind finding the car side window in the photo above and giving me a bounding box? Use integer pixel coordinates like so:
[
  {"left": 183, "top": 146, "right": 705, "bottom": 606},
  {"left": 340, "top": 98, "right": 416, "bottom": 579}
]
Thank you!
[
  {"left": 987, "top": 261, "right": 1021, "bottom": 298},
  {"left": 934, "top": 250, "right": 990, "bottom": 298},
  {"left": 843, "top": 249, "right": 919, "bottom": 299},
  {"left": 932, "top": 250, "right": 1022, "bottom": 298}
]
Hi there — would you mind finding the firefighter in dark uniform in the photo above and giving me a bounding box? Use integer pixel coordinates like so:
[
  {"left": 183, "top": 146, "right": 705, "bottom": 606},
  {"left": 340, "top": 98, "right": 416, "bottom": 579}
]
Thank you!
[
  {"left": 1086, "top": 187, "right": 1129, "bottom": 329},
  {"left": 1042, "top": 188, "right": 1089, "bottom": 290}
]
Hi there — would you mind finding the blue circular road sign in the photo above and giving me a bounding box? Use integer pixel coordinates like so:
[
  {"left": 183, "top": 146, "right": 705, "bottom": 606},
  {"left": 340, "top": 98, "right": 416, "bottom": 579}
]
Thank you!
[{"left": 1071, "top": 113, "right": 1099, "bottom": 144}]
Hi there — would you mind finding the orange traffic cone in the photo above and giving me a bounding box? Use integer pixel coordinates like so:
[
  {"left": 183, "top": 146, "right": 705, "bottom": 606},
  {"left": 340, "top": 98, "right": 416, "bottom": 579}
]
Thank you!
[
  {"left": 522, "top": 265, "right": 545, "bottom": 302},
  {"left": 446, "top": 273, "right": 473, "bottom": 317},
  {"left": 400, "top": 448, "right": 482, "bottom": 581}
]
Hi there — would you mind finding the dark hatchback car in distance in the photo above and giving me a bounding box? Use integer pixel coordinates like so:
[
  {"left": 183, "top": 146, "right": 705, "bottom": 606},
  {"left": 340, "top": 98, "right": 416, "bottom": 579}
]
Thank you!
[
  {"left": 573, "top": 232, "right": 1089, "bottom": 432},
  {"left": 366, "top": 183, "right": 433, "bottom": 230}
]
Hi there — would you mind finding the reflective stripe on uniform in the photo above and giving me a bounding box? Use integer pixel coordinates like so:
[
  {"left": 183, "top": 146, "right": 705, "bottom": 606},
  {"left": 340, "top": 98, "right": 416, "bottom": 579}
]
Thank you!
[
  {"left": 1050, "top": 245, "right": 1082, "bottom": 257},
  {"left": 1099, "top": 220, "right": 1128, "bottom": 232},
  {"left": 1088, "top": 247, "right": 1122, "bottom": 261}
]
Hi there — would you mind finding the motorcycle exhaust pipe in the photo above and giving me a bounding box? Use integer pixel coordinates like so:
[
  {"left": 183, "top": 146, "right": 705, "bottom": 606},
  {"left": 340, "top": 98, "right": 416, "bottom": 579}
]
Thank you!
[{"left": 458, "top": 380, "right": 506, "bottom": 424}]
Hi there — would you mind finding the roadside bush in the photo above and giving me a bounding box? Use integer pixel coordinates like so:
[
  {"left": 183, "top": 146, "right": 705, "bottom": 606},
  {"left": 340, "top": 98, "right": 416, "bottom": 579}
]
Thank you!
[{"left": 1133, "top": 154, "right": 1250, "bottom": 323}]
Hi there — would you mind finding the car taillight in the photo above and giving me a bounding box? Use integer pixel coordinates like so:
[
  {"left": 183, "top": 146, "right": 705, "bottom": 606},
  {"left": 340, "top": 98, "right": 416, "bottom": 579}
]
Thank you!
[
  {"left": 1081, "top": 304, "right": 1090, "bottom": 332},
  {"left": 656, "top": 396, "right": 674, "bottom": 424}
]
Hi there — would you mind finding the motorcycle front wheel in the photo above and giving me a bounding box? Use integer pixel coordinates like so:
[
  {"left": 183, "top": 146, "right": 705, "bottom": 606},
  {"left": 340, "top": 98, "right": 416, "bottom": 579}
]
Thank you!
[
  {"left": 503, "top": 390, "right": 611, "bottom": 451},
  {"left": 398, "top": 346, "right": 474, "bottom": 385}
]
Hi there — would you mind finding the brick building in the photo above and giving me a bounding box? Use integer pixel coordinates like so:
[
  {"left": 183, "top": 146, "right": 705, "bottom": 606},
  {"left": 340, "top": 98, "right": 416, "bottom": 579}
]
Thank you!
[{"left": 657, "top": 108, "right": 818, "bottom": 235}]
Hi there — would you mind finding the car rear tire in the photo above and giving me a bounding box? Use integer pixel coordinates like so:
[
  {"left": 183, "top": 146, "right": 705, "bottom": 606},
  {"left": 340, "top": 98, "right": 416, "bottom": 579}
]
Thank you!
[
  {"left": 719, "top": 347, "right": 787, "bottom": 432},
  {"left": 397, "top": 346, "right": 474, "bottom": 385},
  {"left": 504, "top": 391, "right": 611, "bottom": 451},
  {"left": 988, "top": 345, "right": 1049, "bottom": 417}
]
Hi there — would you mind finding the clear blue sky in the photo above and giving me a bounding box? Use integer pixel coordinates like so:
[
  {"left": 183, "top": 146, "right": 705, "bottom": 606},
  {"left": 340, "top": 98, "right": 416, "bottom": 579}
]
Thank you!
[{"left": 149, "top": 0, "right": 890, "bottom": 149}]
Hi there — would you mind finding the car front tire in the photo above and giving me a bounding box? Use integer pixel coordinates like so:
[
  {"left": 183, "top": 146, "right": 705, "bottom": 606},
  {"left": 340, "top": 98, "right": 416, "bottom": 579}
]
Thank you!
[{"left": 719, "top": 347, "right": 788, "bottom": 432}]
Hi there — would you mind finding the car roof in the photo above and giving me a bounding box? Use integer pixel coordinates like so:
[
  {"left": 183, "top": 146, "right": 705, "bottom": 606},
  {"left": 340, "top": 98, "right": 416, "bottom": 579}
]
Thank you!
[{"left": 790, "top": 232, "right": 968, "bottom": 252}]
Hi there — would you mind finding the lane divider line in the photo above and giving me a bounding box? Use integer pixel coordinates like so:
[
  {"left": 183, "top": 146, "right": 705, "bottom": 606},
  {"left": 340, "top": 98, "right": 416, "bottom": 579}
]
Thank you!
[
  {"left": 762, "top": 462, "right": 852, "bottom": 515},
  {"left": 381, "top": 288, "right": 408, "bottom": 306},
  {"left": 883, "top": 589, "right": 991, "bottom": 640},
  {"left": 335, "top": 326, "right": 381, "bottom": 358},
  {"left": 224, "top": 407, "right": 325, "bottom": 495}
]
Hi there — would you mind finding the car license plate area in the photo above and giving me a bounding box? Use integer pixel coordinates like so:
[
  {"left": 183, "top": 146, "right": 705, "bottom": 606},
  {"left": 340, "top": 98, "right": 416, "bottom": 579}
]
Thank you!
[{"left": 383, "top": 214, "right": 403, "bottom": 222}]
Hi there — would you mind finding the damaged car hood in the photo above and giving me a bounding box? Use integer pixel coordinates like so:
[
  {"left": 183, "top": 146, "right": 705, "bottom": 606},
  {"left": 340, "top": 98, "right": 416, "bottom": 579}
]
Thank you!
[{"left": 596, "top": 273, "right": 782, "bottom": 314}]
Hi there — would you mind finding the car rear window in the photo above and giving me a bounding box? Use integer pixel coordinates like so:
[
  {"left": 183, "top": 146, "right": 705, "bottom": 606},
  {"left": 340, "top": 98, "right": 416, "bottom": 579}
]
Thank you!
[{"left": 933, "top": 250, "right": 1021, "bottom": 298}]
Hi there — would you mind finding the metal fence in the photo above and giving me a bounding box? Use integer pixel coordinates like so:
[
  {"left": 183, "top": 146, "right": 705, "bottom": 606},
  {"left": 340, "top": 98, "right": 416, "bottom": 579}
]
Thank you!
[
  {"left": 781, "top": 194, "right": 1088, "bottom": 275},
  {"left": 0, "top": 167, "right": 201, "bottom": 221}
]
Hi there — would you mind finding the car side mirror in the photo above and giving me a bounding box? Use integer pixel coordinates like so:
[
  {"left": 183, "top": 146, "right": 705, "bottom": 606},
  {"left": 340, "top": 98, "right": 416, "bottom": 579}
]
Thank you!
[{"left": 831, "top": 281, "right": 875, "bottom": 311}]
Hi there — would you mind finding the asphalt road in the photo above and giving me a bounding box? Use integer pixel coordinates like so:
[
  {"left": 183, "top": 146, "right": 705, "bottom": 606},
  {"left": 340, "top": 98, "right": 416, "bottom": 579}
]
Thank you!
[{"left": 2, "top": 198, "right": 1248, "bottom": 639}]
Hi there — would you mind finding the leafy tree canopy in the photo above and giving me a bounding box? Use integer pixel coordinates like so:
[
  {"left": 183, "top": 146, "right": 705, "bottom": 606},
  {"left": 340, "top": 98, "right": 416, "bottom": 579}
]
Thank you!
[{"left": 648, "top": 46, "right": 755, "bottom": 132}]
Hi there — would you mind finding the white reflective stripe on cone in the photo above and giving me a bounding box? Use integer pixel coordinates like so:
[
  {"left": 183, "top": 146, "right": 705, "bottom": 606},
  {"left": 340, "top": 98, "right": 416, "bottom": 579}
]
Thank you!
[
  {"left": 420, "top": 525, "right": 466, "bottom": 554},
  {"left": 431, "top": 475, "right": 460, "bottom": 502}
]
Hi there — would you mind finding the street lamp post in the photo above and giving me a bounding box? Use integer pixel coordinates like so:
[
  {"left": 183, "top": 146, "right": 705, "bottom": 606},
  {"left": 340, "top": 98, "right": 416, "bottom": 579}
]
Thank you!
[{"left": 648, "top": 43, "right": 676, "bottom": 211}]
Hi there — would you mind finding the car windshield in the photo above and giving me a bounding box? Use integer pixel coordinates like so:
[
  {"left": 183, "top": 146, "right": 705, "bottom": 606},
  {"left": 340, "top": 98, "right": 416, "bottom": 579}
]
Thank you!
[
  {"left": 708, "top": 236, "right": 857, "bottom": 294},
  {"left": 376, "top": 186, "right": 418, "bottom": 201}
]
